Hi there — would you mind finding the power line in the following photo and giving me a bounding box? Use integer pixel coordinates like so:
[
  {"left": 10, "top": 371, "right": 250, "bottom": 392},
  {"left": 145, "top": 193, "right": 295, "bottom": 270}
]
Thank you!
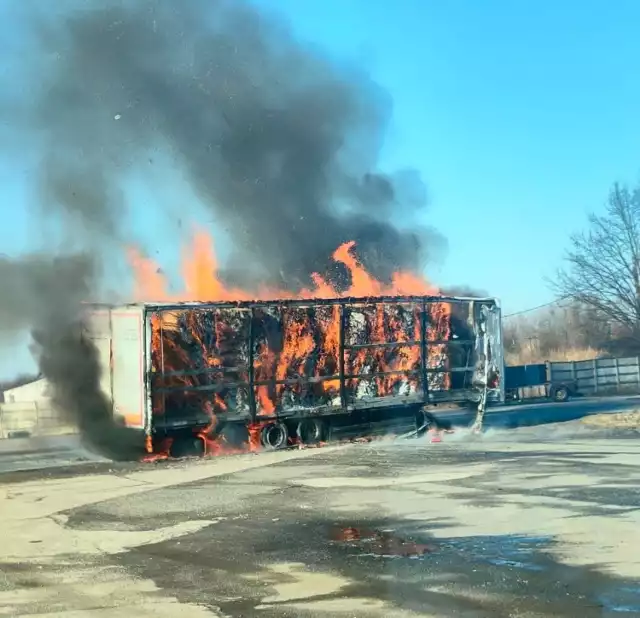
[
  {"left": 503, "top": 295, "right": 572, "bottom": 319},
  {"left": 501, "top": 240, "right": 638, "bottom": 320}
]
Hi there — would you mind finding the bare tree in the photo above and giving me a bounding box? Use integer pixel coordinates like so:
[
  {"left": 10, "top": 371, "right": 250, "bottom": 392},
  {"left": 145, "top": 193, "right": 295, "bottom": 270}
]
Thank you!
[
  {"left": 555, "top": 182, "right": 640, "bottom": 341},
  {"left": 503, "top": 302, "right": 612, "bottom": 364}
]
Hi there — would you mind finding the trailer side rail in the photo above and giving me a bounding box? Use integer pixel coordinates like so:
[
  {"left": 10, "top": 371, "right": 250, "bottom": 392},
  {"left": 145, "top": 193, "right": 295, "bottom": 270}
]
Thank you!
[{"left": 145, "top": 296, "right": 502, "bottom": 426}]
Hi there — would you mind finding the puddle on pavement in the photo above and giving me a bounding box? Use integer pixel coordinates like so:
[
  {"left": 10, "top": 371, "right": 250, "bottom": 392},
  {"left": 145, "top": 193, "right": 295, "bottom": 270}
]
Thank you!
[
  {"left": 331, "top": 526, "right": 551, "bottom": 570},
  {"left": 330, "top": 526, "right": 436, "bottom": 558},
  {"left": 330, "top": 526, "right": 640, "bottom": 614}
]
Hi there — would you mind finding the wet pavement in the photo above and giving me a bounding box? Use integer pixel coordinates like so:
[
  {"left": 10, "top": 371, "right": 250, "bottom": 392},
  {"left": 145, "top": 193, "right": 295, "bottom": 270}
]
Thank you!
[{"left": 1, "top": 422, "right": 640, "bottom": 616}]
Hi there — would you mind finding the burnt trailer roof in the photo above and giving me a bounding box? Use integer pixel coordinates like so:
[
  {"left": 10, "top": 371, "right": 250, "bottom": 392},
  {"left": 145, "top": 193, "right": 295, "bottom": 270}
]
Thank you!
[{"left": 89, "top": 295, "right": 501, "bottom": 312}]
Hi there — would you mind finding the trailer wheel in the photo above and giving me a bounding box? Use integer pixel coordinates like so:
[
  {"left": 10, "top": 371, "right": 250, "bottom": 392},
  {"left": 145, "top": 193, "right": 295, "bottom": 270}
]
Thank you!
[
  {"left": 551, "top": 385, "right": 570, "bottom": 402},
  {"left": 296, "top": 418, "right": 325, "bottom": 445},
  {"left": 260, "top": 422, "right": 289, "bottom": 450}
]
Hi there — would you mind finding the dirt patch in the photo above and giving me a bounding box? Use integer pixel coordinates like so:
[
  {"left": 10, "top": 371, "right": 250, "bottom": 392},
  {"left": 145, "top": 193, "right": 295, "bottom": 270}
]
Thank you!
[{"left": 582, "top": 411, "right": 640, "bottom": 429}]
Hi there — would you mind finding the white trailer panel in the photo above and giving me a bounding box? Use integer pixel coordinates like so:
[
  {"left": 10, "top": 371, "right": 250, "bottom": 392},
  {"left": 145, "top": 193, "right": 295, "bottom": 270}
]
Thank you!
[
  {"left": 110, "top": 306, "right": 146, "bottom": 429},
  {"left": 85, "top": 309, "right": 114, "bottom": 407},
  {"left": 87, "top": 305, "right": 148, "bottom": 431}
]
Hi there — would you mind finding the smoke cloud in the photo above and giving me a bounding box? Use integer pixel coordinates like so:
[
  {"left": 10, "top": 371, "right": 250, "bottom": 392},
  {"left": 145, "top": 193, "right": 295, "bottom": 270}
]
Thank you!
[
  {"left": 28, "top": 0, "right": 444, "bottom": 285},
  {"left": 1, "top": 0, "right": 445, "bottom": 457}
]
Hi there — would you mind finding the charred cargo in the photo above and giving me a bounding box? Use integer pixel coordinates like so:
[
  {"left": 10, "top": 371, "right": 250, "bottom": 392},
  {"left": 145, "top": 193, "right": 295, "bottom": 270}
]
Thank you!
[{"left": 86, "top": 296, "right": 503, "bottom": 453}]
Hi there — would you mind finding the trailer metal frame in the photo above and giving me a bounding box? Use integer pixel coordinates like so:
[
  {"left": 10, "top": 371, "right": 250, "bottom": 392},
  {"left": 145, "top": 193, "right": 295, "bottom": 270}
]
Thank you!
[
  {"left": 142, "top": 295, "right": 503, "bottom": 429},
  {"left": 85, "top": 295, "right": 504, "bottom": 445}
]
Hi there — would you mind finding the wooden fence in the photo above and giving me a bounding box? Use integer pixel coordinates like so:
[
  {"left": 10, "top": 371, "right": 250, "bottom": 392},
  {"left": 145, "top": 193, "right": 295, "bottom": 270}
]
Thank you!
[{"left": 549, "top": 356, "right": 640, "bottom": 395}]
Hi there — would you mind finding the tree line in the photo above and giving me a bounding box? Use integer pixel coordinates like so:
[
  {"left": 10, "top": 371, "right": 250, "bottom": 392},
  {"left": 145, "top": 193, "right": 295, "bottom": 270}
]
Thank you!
[{"left": 506, "top": 180, "right": 640, "bottom": 365}]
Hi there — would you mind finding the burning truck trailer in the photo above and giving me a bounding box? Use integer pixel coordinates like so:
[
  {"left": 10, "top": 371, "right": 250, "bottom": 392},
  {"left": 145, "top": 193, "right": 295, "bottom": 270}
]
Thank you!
[{"left": 85, "top": 295, "right": 504, "bottom": 458}]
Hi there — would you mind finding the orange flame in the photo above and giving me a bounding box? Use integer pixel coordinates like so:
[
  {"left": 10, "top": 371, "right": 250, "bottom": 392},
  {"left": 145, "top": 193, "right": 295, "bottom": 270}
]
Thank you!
[{"left": 128, "top": 230, "right": 438, "bottom": 302}]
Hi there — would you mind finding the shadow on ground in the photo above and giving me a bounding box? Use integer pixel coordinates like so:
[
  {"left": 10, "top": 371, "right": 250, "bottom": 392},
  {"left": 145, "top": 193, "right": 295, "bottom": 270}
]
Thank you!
[{"left": 110, "top": 512, "right": 640, "bottom": 617}]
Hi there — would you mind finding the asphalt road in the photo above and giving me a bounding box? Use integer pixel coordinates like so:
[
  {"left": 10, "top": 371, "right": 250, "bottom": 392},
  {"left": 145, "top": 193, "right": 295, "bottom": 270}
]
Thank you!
[
  {"left": 0, "top": 434, "right": 109, "bottom": 474},
  {"left": 1, "top": 427, "right": 640, "bottom": 617},
  {"left": 1, "top": 394, "right": 639, "bottom": 475},
  {"left": 438, "top": 393, "right": 640, "bottom": 428}
]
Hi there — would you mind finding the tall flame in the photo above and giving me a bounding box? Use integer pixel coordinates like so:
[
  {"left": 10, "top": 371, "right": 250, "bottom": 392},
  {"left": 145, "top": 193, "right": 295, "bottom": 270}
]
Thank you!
[{"left": 128, "top": 230, "right": 438, "bottom": 301}]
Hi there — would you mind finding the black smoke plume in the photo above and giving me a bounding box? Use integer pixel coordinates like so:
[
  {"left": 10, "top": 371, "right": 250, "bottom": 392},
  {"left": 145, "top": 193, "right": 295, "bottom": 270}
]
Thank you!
[
  {"left": 28, "top": 0, "right": 443, "bottom": 286},
  {"left": 0, "top": 254, "right": 139, "bottom": 458},
  {"left": 2, "top": 0, "right": 444, "bottom": 457}
]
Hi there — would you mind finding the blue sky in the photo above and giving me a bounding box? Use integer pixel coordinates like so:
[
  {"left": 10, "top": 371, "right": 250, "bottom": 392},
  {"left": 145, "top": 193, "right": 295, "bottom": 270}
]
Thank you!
[
  {"left": 2, "top": 0, "right": 640, "bottom": 378},
  {"left": 253, "top": 0, "right": 640, "bottom": 313}
]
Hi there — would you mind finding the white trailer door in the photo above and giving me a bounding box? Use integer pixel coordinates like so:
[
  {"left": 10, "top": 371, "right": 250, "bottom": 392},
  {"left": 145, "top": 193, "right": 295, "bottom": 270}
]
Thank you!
[
  {"left": 111, "top": 307, "right": 146, "bottom": 429},
  {"left": 86, "top": 309, "right": 114, "bottom": 403}
]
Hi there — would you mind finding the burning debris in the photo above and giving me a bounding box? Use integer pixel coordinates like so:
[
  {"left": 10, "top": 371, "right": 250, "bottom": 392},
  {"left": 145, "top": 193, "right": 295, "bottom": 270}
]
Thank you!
[{"left": 150, "top": 283, "right": 450, "bottom": 421}]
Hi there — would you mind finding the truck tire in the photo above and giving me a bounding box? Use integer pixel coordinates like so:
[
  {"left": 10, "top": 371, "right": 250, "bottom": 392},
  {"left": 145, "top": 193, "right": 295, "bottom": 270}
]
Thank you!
[
  {"left": 296, "top": 418, "right": 325, "bottom": 445},
  {"left": 260, "top": 422, "right": 289, "bottom": 450},
  {"left": 551, "top": 385, "right": 570, "bottom": 402}
]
